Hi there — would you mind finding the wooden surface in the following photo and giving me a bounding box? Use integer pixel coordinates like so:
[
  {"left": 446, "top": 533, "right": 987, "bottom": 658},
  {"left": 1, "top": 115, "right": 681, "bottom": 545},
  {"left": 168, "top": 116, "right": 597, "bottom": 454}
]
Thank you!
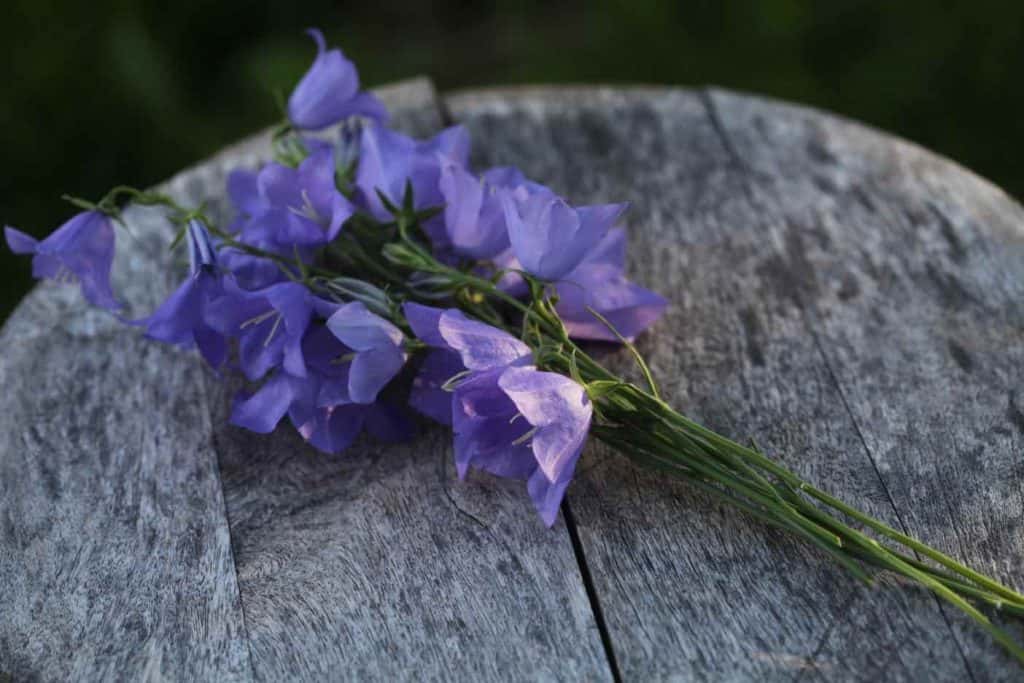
[{"left": 2, "top": 78, "right": 1023, "bottom": 681}]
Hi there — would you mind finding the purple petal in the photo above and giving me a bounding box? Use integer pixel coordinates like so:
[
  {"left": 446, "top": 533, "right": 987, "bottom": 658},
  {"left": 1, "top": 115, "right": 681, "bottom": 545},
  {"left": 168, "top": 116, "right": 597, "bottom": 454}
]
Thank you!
[
  {"left": 451, "top": 368, "right": 532, "bottom": 479},
  {"left": 144, "top": 276, "right": 203, "bottom": 346},
  {"left": 355, "top": 125, "right": 469, "bottom": 222},
  {"left": 194, "top": 325, "right": 228, "bottom": 369},
  {"left": 327, "top": 301, "right": 403, "bottom": 351},
  {"left": 402, "top": 302, "right": 447, "bottom": 347},
  {"left": 227, "top": 169, "right": 268, "bottom": 221},
  {"left": 36, "top": 211, "right": 120, "bottom": 310},
  {"left": 498, "top": 366, "right": 592, "bottom": 483},
  {"left": 264, "top": 282, "right": 314, "bottom": 340},
  {"left": 298, "top": 147, "right": 355, "bottom": 242},
  {"left": 341, "top": 91, "right": 390, "bottom": 125},
  {"left": 290, "top": 402, "right": 366, "bottom": 454},
  {"left": 555, "top": 263, "right": 667, "bottom": 341},
  {"left": 231, "top": 373, "right": 297, "bottom": 433},
  {"left": 527, "top": 466, "right": 575, "bottom": 527},
  {"left": 349, "top": 345, "right": 406, "bottom": 404},
  {"left": 440, "top": 161, "right": 509, "bottom": 259},
  {"left": 503, "top": 193, "right": 626, "bottom": 281},
  {"left": 502, "top": 194, "right": 580, "bottom": 280},
  {"left": 287, "top": 29, "right": 363, "bottom": 130},
  {"left": 438, "top": 309, "right": 531, "bottom": 370},
  {"left": 408, "top": 349, "right": 463, "bottom": 425},
  {"left": 581, "top": 227, "right": 626, "bottom": 270},
  {"left": 5, "top": 227, "right": 38, "bottom": 254}
]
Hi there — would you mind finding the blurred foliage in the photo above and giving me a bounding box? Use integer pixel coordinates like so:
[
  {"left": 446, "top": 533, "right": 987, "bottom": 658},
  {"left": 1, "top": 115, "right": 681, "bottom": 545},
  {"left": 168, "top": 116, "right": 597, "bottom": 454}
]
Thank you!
[{"left": 3, "top": 0, "right": 1023, "bottom": 321}]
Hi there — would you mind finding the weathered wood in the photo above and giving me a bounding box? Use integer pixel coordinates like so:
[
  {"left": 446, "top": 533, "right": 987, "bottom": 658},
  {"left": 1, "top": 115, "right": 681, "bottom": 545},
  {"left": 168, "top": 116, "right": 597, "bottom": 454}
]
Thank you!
[
  {"left": 194, "top": 80, "right": 612, "bottom": 682},
  {"left": 5, "top": 77, "right": 1023, "bottom": 682},
  {"left": 445, "top": 86, "right": 1024, "bottom": 680},
  {"left": 0, "top": 149, "right": 252, "bottom": 678}
]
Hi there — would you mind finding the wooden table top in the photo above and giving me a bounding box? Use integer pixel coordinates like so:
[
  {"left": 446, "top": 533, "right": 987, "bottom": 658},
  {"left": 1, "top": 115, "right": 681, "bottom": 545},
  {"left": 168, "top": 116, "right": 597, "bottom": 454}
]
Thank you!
[{"left": 2, "top": 78, "right": 1023, "bottom": 681}]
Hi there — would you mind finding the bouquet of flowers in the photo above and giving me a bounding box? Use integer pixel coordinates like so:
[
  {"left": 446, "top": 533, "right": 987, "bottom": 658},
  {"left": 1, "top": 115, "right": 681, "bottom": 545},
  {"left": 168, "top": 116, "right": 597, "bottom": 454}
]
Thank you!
[{"left": 7, "top": 29, "right": 1024, "bottom": 666}]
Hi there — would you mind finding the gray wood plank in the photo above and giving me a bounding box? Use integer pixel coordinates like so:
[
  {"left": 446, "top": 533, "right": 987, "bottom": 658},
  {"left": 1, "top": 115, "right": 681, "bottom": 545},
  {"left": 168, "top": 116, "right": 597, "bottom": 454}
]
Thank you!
[
  {"left": 445, "top": 86, "right": 1023, "bottom": 680},
  {"left": 200, "top": 80, "right": 612, "bottom": 682},
  {"left": 0, "top": 155, "right": 253, "bottom": 678},
  {"left": 704, "top": 87, "right": 1024, "bottom": 680}
]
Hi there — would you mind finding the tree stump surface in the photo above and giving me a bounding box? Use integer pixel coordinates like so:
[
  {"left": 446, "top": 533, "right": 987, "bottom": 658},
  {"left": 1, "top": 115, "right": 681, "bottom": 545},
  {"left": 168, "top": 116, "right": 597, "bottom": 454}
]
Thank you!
[{"left": 2, "top": 78, "right": 1022, "bottom": 681}]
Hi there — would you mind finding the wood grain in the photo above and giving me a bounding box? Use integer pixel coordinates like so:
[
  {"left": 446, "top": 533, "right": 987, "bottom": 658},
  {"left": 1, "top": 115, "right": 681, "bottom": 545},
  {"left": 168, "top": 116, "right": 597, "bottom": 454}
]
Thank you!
[
  {"left": 445, "top": 86, "right": 1024, "bottom": 681},
  {"left": 0, "top": 161, "right": 252, "bottom": 678},
  {"left": 5, "top": 77, "right": 1022, "bottom": 681}
]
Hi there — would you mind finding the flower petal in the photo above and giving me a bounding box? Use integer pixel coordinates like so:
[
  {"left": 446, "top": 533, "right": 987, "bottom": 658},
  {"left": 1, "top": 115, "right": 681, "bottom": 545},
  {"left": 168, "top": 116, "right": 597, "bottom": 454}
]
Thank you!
[
  {"left": 498, "top": 366, "right": 592, "bottom": 483},
  {"left": 4, "top": 227, "right": 38, "bottom": 254},
  {"left": 348, "top": 345, "right": 406, "bottom": 404},
  {"left": 327, "top": 301, "right": 403, "bottom": 351},
  {"left": 231, "top": 373, "right": 297, "bottom": 433},
  {"left": 408, "top": 349, "right": 463, "bottom": 425},
  {"left": 438, "top": 309, "right": 531, "bottom": 370}
]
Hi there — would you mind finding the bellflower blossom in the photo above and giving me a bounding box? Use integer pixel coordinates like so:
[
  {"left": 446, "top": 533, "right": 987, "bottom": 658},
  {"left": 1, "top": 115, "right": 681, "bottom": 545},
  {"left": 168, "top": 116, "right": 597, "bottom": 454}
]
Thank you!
[
  {"left": 438, "top": 160, "right": 510, "bottom": 260},
  {"left": 142, "top": 219, "right": 228, "bottom": 368},
  {"left": 501, "top": 190, "right": 627, "bottom": 281},
  {"left": 287, "top": 29, "right": 388, "bottom": 131},
  {"left": 5, "top": 210, "right": 119, "bottom": 310},
  {"left": 229, "top": 146, "right": 354, "bottom": 247},
  {"left": 554, "top": 228, "right": 667, "bottom": 342},
  {"left": 224, "top": 145, "right": 355, "bottom": 288},
  {"left": 404, "top": 303, "right": 593, "bottom": 525},
  {"left": 355, "top": 124, "right": 470, "bottom": 246},
  {"left": 326, "top": 302, "right": 408, "bottom": 405},
  {"left": 206, "top": 280, "right": 338, "bottom": 381},
  {"left": 230, "top": 323, "right": 413, "bottom": 453}
]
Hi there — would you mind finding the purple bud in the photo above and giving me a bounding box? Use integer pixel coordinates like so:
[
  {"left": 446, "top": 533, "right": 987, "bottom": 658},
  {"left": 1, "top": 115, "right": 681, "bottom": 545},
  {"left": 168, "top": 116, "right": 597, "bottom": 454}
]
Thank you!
[
  {"left": 287, "top": 29, "right": 388, "bottom": 131},
  {"left": 5, "top": 210, "right": 120, "bottom": 310}
]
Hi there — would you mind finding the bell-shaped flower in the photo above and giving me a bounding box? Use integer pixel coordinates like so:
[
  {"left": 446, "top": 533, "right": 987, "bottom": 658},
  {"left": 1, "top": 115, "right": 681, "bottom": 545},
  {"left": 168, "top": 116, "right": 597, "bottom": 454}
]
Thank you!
[
  {"left": 439, "top": 160, "right": 510, "bottom": 260},
  {"left": 326, "top": 302, "right": 407, "bottom": 404},
  {"left": 230, "top": 323, "right": 414, "bottom": 454},
  {"left": 355, "top": 124, "right": 470, "bottom": 245},
  {"left": 554, "top": 229, "right": 667, "bottom": 341},
  {"left": 403, "top": 303, "right": 591, "bottom": 525},
  {"left": 5, "top": 210, "right": 119, "bottom": 310},
  {"left": 287, "top": 28, "right": 388, "bottom": 131},
  {"left": 403, "top": 301, "right": 530, "bottom": 423},
  {"left": 403, "top": 302, "right": 531, "bottom": 371},
  {"left": 408, "top": 346, "right": 464, "bottom": 426},
  {"left": 451, "top": 364, "right": 592, "bottom": 526},
  {"left": 501, "top": 190, "right": 627, "bottom": 281},
  {"left": 207, "top": 280, "right": 338, "bottom": 381},
  {"left": 141, "top": 220, "right": 228, "bottom": 368},
  {"left": 242, "top": 146, "right": 355, "bottom": 249}
]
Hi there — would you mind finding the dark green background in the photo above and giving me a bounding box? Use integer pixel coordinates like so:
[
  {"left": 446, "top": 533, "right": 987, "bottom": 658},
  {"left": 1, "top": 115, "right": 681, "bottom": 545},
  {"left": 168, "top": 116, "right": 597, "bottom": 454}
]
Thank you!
[{"left": 3, "top": 1, "right": 1022, "bottom": 321}]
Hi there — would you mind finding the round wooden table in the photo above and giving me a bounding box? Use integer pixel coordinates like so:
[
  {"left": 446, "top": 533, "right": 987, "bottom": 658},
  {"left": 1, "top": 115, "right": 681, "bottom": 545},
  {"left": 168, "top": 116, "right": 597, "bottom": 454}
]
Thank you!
[{"left": 2, "top": 79, "right": 1022, "bottom": 681}]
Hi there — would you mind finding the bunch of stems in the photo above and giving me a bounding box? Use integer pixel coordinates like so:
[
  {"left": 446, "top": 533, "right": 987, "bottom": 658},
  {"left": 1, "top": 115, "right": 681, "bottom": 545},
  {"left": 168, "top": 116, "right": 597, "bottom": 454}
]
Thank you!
[{"left": 379, "top": 213, "right": 1024, "bottom": 664}]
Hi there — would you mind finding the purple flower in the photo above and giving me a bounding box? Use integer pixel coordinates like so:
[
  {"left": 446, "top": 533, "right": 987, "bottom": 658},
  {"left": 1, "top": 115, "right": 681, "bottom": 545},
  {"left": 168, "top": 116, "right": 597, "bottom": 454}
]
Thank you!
[
  {"left": 206, "top": 280, "right": 338, "bottom": 381},
  {"left": 326, "top": 302, "right": 407, "bottom": 404},
  {"left": 287, "top": 29, "right": 388, "bottom": 131},
  {"left": 355, "top": 124, "right": 470, "bottom": 245},
  {"left": 142, "top": 220, "right": 228, "bottom": 367},
  {"left": 234, "top": 146, "right": 354, "bottom": 249},
  {"left": 403, "top": 302, "right": 531, "bottom": 371},
  {"left": 501, "top": 190, "right": 627, "bottom": 281},
  {"left": 451, "top": 364, "right": 592, "bottom": 526},
  {"left": 5, "top": 210, "right": 119, "bottom": 310},
  {"left": 408, "top": 348, "right": 463, "bottom": 426},
  {"left": 230, "top": 323, "right": 414, "bottom": 453},
  {"left": 554, "top": 229, "right": 667, "bottom": 341},
  {"left": 403, "top": 303, "right": 591, "bottom": 525},
  {"left": 438, "top": 160, "right": 509, "bottom": 260}
]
